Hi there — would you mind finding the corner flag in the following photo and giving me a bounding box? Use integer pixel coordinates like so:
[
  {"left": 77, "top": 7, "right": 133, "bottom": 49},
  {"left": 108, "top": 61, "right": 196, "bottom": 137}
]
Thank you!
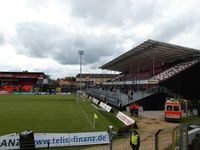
[
  {"left": 93, "top": 113, "right": 98, "bottom": 129},
  {"left": 94, "top": 113, "right": 98, "bottom": 119}
]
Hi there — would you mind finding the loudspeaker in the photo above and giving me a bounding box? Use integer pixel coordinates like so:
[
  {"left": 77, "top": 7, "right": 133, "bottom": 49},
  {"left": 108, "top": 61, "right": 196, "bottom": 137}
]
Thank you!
[{"left": 19, "top": 131, "right": 35, "bottom": 150}]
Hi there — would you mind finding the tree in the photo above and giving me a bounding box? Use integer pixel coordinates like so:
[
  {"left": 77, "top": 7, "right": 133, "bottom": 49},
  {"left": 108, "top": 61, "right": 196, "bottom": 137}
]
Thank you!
[
  {"left": 64, "top": 77, "right": 75, "bottom": 81},
  {"left": 47, "top": 76, "right": 59, "bottom": 89}
]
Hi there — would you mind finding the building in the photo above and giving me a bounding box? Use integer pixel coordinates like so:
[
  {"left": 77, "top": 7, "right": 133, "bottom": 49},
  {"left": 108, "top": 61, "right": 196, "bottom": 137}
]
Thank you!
[
  {"left": 57, "top": 79, "right": 75, "bottom": 86},
  {"left": 0, "top": 71, "right": 46, "bottom": 93},
  {"left": 76, "top": 73, "right": 118, "bottom": 87},
  {"left": 57, "top": 79, "right": 76, "bottom": 93},
  {"left": 87, "top": 39, "right": 200, "bottom": 110}
]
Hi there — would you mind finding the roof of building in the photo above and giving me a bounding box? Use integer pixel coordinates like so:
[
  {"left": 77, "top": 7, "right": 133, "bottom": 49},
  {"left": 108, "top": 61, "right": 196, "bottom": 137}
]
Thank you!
[
  {"left": 100, "top": 39, "right": 200, "bottom": 72},
  {"left": 0, "top": 71, "right": 45, "bottom": 74},
  {"left": 76, "top": 73, "right": 118, "bottom": 78},
  {"left": 0, "top": 71, "right": 45, "bottom": 79}
]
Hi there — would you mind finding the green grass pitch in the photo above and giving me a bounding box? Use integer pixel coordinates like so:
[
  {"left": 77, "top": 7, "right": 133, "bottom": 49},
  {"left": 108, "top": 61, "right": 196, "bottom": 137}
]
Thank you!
[{"left": 0, "top": 94, "right": 123, "bottom": 136}]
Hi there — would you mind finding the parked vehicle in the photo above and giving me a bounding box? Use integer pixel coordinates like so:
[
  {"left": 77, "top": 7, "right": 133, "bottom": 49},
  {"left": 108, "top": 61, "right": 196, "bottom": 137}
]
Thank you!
[{"left": 164, "top": 98, "right": 182, "bottom": 121}]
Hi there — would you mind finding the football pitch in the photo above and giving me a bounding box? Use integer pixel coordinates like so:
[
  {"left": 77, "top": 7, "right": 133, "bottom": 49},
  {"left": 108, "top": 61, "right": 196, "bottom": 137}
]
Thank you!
[{"left": 0, "top": 94, "right": 123, "bottom": 136}]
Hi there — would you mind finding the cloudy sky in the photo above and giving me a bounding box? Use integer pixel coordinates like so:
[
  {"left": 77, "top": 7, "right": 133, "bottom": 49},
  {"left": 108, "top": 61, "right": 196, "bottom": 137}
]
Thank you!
[{"left": 0, "top": 0, "right": 200, "bottom": 79}]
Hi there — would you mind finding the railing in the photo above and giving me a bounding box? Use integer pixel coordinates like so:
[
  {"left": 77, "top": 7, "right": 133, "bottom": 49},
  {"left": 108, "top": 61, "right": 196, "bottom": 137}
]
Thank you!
[{"left": 86, "top": 85, "right": 179, "bottom": 107}]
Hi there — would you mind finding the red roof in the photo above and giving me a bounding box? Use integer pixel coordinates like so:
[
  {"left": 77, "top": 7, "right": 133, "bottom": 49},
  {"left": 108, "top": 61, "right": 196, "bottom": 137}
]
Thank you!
[{"left": 0, "top": 72, "right": 45, "bottom": 79}]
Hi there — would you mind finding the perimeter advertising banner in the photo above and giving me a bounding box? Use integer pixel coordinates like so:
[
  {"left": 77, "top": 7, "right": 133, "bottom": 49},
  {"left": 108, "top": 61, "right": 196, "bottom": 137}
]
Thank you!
[
  {"left": 0, "top": 91, "right": 8, "bottom": 95},
  {"left": 99, "top": 102, "right": 112, "bottom": 112},
  {"left": 148, "top": 79, "right": 159, "bottom": 84},
  {"left": 0, "top": 132, "right": 109, "bottom": 150},
  {"left": 116, "top": 111, "right": 135, "bottom": 126},
  {"left": 92, "top": 98, "right": 99, "bottom": 104}
]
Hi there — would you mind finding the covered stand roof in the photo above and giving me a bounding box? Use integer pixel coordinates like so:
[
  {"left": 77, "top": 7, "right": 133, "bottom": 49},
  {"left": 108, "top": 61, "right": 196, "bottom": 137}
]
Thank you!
[
  {"left": 100, "top": 39, "right": 200, "bottom": 72},
  {"left": 76, "top": 73, "right": 118, "bottom": 78}
]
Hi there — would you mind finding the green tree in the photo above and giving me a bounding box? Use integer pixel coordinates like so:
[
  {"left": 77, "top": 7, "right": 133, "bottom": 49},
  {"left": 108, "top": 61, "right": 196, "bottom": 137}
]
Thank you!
[{"left": 64, "top": 76, "right": 75, "bottom": 81}]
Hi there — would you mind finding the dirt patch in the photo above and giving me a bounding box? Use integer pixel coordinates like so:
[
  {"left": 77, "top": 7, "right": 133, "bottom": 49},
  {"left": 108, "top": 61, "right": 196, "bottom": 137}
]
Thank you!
[
  {"left": 135, "top": 111, "right": 179, "bottom": 132},
  {"left": 134, "top": 111, "right": 180, "bottom": 150}
]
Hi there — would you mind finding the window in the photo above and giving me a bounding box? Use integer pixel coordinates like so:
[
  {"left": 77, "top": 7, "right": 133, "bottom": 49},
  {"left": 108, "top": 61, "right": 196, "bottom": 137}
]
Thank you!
[
  {"left": 174, "top": 106, "right": 180, "bottom": 111},
  {"left": 167, "top": 105, "right": 172, "bottom": 111}
]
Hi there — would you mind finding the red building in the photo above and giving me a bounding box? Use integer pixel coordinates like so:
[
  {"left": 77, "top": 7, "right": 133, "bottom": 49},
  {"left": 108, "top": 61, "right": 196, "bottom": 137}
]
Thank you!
[{"left": 0, "top": 72, "right": 46, "bottom": 93}]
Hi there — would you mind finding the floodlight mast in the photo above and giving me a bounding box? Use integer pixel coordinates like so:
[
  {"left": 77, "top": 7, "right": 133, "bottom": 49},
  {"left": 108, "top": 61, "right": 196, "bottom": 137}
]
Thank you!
[{"left": 78, "top": 50, "right": 84, "bottom": 93}]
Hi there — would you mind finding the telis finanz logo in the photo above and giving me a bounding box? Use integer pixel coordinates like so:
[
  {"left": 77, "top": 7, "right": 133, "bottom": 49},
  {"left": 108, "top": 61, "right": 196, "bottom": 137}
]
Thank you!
[{"left": 0, "top": 132, "right": 109, "bottom": 149}]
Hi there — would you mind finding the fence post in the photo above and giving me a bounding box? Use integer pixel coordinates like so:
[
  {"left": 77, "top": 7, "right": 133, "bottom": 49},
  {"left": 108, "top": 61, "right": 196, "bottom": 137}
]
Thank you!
[
  {"left": 172, "top": 127, "right": 178, "bottom": 150},
  {"left": 48, "top": 141, "right": 50, "bottom": 150},
  {"left": 108, "top": 125, "right": 117, "bottom": 150},
  {"left": 182, "top": 127, "right": 188, "bottom": 150},
  {"left": 155, "top": 129, "right": 163, "bottom": 150}
]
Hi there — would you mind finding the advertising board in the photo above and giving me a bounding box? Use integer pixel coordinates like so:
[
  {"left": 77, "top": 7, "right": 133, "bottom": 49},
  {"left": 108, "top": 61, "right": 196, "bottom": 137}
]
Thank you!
[
  {"left": 0, "top": 132, "right": 109, "bottom": 150},
  {"left": 116, "top": 111, "right": 135, "bottom": 126},
  {"left": 99, "top": 102, "right": 112, "bottom": 112},
  {"left": 92, "top": 98, "right": 99, "bottom": 104}
]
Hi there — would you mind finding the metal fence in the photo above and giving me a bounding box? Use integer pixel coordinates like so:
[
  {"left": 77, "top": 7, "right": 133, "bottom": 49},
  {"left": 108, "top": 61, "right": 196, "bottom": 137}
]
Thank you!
[
  {"left": 157, "top": 128, "right": 174, "bottom": 150},
  {"left": 86, "top": 85, "right": 179, "bottom": 108},
  {"left": 139, "top": 130, "right": 155, "bottom": 150},
  {"left": 3, "top": 127, "right": 178, "bottom": 150},
  {"left": 80, "top": 131, "right": 155, "bottom": 150},
  {"left": 83, "top": 130, "right": 157, "bottom": 150},
  {"left": 172, "top": 126, "right": 188, "bottom": 150},
  {"left": 171, "top": 125, "right": 192, "bottom": 150}
]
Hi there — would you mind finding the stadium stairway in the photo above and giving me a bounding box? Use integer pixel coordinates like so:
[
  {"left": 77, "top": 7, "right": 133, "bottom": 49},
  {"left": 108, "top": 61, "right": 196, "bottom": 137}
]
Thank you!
[{"left": 86, "top": 85, "right": 179, "bottom": 108}]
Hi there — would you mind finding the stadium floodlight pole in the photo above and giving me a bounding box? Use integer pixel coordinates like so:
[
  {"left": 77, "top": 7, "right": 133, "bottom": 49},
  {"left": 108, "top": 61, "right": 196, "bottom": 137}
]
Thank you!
[
  {"left": 78, "top": 50, "right": 84, "bottom": 94},
  {"left": 153, "top": 55, "right": 155, "bottom": 76}
]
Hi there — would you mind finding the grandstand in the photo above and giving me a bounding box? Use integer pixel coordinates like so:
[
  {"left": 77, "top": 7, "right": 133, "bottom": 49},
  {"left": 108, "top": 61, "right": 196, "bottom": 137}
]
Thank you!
[
  {"left": 0, "top": 72, "right": 46, "bottom": 93},
  {"left": 86, "top": 39, "right": 200, "bottom": 110}
]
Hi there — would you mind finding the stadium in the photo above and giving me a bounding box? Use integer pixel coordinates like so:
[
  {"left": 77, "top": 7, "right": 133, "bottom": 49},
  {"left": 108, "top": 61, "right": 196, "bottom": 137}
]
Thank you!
[
  {"left": 86, "top": 39, "right": 200, "bottom": 110},
  {"left": 1, "top": 39, "right": 200, "bottom": 150}
]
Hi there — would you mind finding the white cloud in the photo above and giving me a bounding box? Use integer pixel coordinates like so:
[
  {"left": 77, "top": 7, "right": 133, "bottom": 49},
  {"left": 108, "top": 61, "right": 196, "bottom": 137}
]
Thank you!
[{"left": 0, "top": 0, "right": 200, "bottom": 78}]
